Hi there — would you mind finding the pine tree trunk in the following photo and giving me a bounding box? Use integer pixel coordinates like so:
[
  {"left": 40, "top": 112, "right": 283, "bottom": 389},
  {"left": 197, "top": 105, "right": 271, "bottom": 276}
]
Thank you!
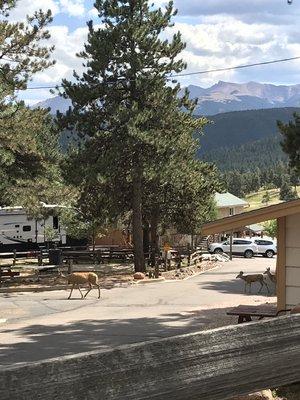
[
  {"left": 143, "top": 222, "right": 150, "bottom": 261},
  {"left": 132, "top": 166, "right": 145, "bottom": 272},
  {"left": 150, "top": 209, "right": 159, "bottom": 268}
]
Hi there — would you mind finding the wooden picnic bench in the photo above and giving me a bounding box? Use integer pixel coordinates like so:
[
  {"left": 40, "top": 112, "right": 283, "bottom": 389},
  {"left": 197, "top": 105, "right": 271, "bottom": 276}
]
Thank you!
[{"left": 227, "top": 304, "right": 291, "bottom": 323}]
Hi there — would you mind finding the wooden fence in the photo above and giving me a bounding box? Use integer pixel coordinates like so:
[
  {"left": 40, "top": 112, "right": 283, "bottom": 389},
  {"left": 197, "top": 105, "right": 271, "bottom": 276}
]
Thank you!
[{"left": 0, "top": 315, "right": 299, "bottom": 400}]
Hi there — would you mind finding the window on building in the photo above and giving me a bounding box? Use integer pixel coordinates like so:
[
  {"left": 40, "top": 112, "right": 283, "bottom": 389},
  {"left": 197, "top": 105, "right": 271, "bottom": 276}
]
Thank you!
[
  {"left": 23, "top": 225, "right": 31, "bottom": 232},
  {"left": 53, "top": 216, "right": 59, "bottom": 230},
  {"left": 229, "top": 208, "right": 234, "bottom": 216}
]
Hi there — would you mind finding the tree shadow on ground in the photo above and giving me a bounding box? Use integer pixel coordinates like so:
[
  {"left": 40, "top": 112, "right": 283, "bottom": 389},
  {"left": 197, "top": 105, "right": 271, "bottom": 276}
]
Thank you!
[
  {"left": 199, "top": 277, "right": 275, "bottom": 296},
  {"left": 0, "top": 306, "right": 238, "bottom": 366}
]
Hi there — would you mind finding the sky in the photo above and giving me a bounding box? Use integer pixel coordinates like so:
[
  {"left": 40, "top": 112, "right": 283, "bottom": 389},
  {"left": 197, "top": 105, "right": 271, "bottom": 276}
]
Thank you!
[{"left": 8, "top": 0, "right": 300, "bottom": 105}]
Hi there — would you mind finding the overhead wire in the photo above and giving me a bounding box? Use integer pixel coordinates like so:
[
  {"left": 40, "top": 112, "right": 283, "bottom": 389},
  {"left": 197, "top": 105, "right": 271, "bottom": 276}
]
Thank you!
[{"left": 2, "top": 55, "right": 300, "bottom": 91}]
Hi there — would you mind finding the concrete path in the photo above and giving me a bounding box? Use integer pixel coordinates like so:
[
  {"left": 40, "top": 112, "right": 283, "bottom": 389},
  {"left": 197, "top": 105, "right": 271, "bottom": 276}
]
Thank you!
[{"left": 0, "top": 257, "right": 276, "bottom": 367}]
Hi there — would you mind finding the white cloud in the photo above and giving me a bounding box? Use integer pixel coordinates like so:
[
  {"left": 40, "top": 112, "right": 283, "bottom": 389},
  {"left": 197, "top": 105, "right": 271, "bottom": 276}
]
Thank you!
[
  {"left": 58, "top": 0, "right": 86, "bottom": 17},
  {"left": 8, "top": 0, "right": 60, "bottom": 20},
  {"left": 165, "top": 17, "right": 300, "bottom": 87},
  {"left": 15, "top": 1, "right": 300, "bottom": 104},
  {"left": 33, "top": 25, "right": 89, "bottom": 84}
]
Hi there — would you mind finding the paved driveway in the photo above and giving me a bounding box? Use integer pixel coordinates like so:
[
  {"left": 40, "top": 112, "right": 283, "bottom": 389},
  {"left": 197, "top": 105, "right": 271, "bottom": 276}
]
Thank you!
[{"left": 0, "top": 257, "right": 276, "bottom": 366}]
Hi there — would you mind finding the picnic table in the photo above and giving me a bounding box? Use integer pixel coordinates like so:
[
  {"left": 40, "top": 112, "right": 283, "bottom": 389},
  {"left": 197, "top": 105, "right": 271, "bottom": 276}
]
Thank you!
[{"left": 227, "top": 304, "right": 291, "bottom": 323}]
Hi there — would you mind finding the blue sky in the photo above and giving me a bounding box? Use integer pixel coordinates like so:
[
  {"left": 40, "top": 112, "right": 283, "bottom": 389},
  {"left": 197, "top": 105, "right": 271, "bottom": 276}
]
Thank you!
[{"left": 9, "top": 0, "right": 300, "bottom": 104}]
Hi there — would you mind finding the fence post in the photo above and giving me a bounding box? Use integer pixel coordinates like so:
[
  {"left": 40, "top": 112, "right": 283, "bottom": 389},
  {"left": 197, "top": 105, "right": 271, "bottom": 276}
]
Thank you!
[
  {"left": 68, "top": 258, "right": 73, "bottom": 274},
  {"left": 12, "top": 249, "right": 16, "bottom": 266},
  {"left": 37, "top": 250, "right": 43, "bottom": 266}
]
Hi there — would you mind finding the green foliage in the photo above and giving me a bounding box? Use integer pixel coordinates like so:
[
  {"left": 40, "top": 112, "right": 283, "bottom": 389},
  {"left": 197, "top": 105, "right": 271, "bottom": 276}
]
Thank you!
[
  {"left": 278, "top": 112, "right": 300, "bottom": 173},
  {"left": 0, "top": 1, "right": 64, "bottom": 214},
  {"left": 262, "top": 191, "right": 270, "bottom": 205},
  {"left": 0, "top": 1, "right": 54, "bottom": 111},
  {"left": 279, "top": 177, "right": 298, "bottom": 201},
  {"left": 263, "top": 220, "right": 277, "bottom": 239}
]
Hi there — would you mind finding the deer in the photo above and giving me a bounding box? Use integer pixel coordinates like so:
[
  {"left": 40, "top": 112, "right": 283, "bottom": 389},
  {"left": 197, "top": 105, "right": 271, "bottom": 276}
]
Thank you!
[
  {"left": 236, "top": 271, "right": 270, "bottom": 294},
  {"left": 56, "top": 272, "right": 101, "bottom": 300},
  {"left": 263, "top": 267, "right": 277, "bottom": 293}
]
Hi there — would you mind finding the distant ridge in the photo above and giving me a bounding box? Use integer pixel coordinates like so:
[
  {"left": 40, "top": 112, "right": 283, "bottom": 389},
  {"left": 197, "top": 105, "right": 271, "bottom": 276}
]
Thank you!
[
  {"left": 33, "top": 81, "right": 300, "bottom": 116},
  {"left": 182, "top": 81, "right": 300, "bottom": 115}
]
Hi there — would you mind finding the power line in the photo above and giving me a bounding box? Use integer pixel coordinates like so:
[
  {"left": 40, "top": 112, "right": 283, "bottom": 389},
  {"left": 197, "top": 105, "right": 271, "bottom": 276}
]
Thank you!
[
  {"left": 11, "top": 55, "right": 300, "bottom": 91},
  {"left": 169, "top": 56, "right": 300, "bottom": 78}
]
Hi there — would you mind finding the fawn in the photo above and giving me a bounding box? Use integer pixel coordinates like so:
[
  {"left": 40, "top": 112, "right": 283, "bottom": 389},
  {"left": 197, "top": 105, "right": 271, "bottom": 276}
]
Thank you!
[
  {"left": 57, "top": 272, "right": 101, "bottom": 299},
  {"left": 236, "top": 271, "right": 270, "bottom": 294}
]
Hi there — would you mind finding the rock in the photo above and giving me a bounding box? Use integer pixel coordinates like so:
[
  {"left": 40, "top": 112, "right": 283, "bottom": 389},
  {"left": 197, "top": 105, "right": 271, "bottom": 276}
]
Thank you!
[
  {"left": 233, "top": 390, "right": 275, "bottom": 400},
  {"left": 291, "top": 305, "right": 300, "bottom": 314},
  {"left": 133, "top": 272, "right": 145, "bottom": 280}
]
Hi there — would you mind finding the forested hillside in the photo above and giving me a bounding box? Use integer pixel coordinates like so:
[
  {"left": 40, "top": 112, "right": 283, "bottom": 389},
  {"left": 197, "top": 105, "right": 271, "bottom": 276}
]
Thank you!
[
  {"left": 199, "top": 107, "right": 300, "bottom": 198},
  {"left": 202, "top": 135, "right": 287, "bottom": 172},
  {"left": 199, "top": 107, "right": 300, "bottom": 153}
]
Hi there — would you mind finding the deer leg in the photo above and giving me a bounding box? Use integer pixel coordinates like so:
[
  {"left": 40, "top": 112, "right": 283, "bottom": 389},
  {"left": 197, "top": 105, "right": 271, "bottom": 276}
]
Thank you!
[
  {"left": 77, "top": 284, "right": 84, "bottom": 299},
  {"left": 68, "top": 284, "right": 75, "bottom": 299},
  {"left": 84, "top": 283, "right": 92, "bottom": 298},
  {"left": 258, "top": 281, "right": 263, "bottom": 294},
  {"left": 264, "top": 281, "right": 270, "bottom": 294},
  {"left": 97, "top": 284, "right": 101, "bottom": 299}
]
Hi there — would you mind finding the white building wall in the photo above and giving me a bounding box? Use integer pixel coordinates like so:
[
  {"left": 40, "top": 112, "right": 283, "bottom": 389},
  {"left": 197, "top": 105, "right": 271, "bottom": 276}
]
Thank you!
[{"left": 285, "top": 213, "right": 300, "bottom": 308}]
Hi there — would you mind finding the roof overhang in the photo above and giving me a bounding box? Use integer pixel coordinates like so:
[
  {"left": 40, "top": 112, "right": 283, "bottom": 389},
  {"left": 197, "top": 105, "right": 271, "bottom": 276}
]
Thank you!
[{"left": 202, "top": 198, "right": 300, "bottom": 235}]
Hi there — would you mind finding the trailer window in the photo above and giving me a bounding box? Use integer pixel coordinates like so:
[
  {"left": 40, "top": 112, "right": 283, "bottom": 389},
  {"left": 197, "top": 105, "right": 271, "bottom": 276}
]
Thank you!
[
  {"left": 23, "top": 225, "right": 31, "bottom": 232},
  {"left": 53, "top": 216, "right": 59, "bottom": 230}
]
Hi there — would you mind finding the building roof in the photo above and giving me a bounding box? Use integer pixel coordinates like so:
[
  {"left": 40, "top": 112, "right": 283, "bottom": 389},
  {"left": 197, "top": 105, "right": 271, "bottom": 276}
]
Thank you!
[
  {"left": 202, "top": 198, "right": 300, "bottom": 235},
  {"left": 215, "top": 192, "right": 249, "bottom": 208},
  {"left": 246, "top": 224, "right": 265, "bottom": 233}
]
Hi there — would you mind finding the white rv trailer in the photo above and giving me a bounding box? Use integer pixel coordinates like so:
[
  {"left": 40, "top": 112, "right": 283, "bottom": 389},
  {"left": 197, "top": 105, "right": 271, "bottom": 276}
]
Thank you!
[{"left": 0, "top": 204, "right": 66, "bottom": 250}]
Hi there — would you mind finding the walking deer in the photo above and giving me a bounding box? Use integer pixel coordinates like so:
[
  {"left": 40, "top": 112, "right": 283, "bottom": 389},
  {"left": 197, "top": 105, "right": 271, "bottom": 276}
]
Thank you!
[
  {"left": 57, "top": 272, "right": 101, "bottom": 299},
  {"left": 236, "top": 271, "right": 270, "bottom": 294}
]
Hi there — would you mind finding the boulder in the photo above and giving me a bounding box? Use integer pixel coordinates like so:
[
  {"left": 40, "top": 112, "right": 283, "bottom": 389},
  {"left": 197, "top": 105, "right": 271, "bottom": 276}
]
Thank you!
[
  {"left": 133, "top": 272, "right": 146, "bottom": 280},
  {"left": 233, "top": 390, "right": 275, "bottom": 400}
]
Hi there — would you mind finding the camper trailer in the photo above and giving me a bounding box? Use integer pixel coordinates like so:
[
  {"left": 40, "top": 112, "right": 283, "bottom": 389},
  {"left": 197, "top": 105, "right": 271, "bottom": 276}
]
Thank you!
[{"left": 0, "top": 205, "right": 66, "bottom": 251}]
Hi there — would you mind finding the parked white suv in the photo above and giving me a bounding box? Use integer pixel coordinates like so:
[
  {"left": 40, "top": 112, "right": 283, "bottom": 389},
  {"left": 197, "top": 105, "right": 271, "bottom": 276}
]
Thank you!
[
  {"left": 209, "top": 238, "right": 258, "bottom": 258},
  {"left": 252, "top": 238, "right": 277, "bottom": 258}
]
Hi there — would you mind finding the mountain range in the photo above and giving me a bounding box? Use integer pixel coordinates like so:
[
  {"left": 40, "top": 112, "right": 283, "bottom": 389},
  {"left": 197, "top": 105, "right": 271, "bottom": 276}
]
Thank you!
[
  {"left": 32, "top": 82, "right": 300, "bottom": 172},
  {"left": 33, "top": 81, "right": 300, "bottom": 116},
  {"left": 183, "top": 81, "right": 300, "bottom": 115}
]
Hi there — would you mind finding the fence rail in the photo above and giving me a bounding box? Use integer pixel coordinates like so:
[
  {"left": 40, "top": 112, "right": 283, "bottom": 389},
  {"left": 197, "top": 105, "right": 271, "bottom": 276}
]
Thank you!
[{"left": 0, "top": 315, "right": 299, "bottom": 400}]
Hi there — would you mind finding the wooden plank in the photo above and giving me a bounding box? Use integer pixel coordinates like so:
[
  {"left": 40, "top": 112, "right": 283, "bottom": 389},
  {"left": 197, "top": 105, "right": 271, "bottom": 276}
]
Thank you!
[
  {"left": 0, "top": 315, "right": 299, "bottom": 400},
  {"left": 227, "top": 304, "right": 278, "bottom": 317},
  {"left": 202, "top": 199, "right": 300, "bottom": 235},
  {"left": 277, "top": 216, "right": 286, "bottom": 311}
]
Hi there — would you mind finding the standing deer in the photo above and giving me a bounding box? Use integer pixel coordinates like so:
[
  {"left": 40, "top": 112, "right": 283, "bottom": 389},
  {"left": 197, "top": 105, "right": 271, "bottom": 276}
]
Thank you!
[
  {"left": 57, "top": 272, "right": 101, "bottom": 299},
  {"left": 263, "top": 267, "right": 277, "bottom": 293},
  {"left": 236, "top": 271, "right": 270, "bottom": 294}
]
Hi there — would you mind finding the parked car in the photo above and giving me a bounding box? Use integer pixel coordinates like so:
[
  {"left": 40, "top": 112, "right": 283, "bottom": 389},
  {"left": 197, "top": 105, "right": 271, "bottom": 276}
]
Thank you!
[
  {"left": 208, "top": 238, "right": 258, "bottom": 258},
  {"left": 252, "top": 238, "right": 277, "bottom": 258}
]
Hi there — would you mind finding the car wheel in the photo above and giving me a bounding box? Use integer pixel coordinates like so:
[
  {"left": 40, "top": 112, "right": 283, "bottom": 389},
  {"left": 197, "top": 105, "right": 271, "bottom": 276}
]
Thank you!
[
  {"left": 244, "top": 250, "right": 253, "bottom": 258},
  {"left": 265, "top": 250, "right": 274, "bottom": 258},
  {"left": 213, "top": 248, "right": 223, "bottom": 254}
]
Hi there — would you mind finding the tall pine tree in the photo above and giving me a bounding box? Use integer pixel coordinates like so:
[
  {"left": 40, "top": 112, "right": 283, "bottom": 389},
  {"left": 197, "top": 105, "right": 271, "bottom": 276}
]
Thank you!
[{"left": 59, "top": 0, "right": 220, "bottom": 271}]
